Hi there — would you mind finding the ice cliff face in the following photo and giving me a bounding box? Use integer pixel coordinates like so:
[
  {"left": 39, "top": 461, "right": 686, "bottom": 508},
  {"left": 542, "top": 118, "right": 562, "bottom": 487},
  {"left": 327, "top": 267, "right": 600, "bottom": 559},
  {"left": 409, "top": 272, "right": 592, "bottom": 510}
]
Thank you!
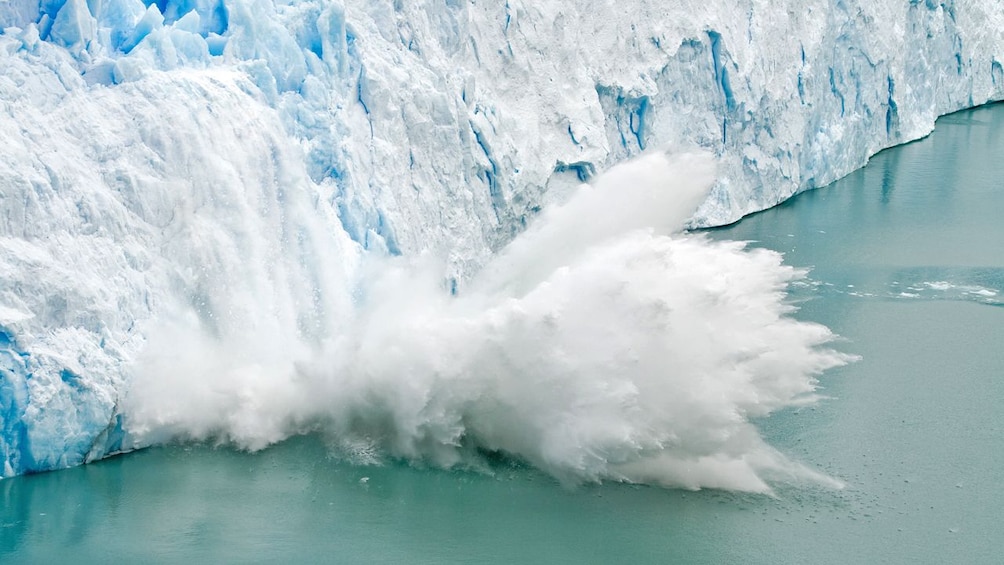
[{"left": 1, "top": 0, "right": 1002, "bottom": 478}]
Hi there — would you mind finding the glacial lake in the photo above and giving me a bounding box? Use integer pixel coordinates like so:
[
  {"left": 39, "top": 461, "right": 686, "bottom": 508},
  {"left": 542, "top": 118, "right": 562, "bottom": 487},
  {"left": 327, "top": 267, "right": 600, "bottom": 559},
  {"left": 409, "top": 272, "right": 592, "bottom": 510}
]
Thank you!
[{"left": 3, "top": 103, "right": 1003, "bottom": 564}]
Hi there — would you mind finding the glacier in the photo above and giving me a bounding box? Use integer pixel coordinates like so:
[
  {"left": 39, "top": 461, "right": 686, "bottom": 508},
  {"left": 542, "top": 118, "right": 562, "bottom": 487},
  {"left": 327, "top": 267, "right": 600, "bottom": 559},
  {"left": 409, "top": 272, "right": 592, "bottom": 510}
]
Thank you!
[{"left": 0, "top": 0, "right": 1002, "bottom": 485}]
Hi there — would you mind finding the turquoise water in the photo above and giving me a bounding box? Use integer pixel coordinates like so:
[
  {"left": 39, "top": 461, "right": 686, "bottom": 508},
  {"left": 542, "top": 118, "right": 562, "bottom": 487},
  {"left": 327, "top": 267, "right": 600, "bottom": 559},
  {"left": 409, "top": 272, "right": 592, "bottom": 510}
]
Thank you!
[{"left": 3, "top": 103, "right": 1003, "bottom": 564}]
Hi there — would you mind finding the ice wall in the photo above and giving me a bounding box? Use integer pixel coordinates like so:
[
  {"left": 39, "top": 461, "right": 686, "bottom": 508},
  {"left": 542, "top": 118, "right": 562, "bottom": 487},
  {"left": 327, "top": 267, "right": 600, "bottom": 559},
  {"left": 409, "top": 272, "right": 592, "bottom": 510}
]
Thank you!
[
  {"left": 7, "top": 1, "right": 1003, "bottom": 274},
  {"left": 1, "top": 0, "right": 1002, "bottom": 479},
  {"left": 0, "top": 35, "right": 358, "bottom": 474},
  {"left": 342, "top": 0, "right": 1004, "bottom": 237}
]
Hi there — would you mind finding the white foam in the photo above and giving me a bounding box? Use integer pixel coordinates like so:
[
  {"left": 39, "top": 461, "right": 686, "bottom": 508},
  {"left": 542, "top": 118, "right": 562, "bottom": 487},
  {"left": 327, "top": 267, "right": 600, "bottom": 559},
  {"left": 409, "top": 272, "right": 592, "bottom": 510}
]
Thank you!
[{"left": 124, "top": 151, "right": 852, "bottom": 492}]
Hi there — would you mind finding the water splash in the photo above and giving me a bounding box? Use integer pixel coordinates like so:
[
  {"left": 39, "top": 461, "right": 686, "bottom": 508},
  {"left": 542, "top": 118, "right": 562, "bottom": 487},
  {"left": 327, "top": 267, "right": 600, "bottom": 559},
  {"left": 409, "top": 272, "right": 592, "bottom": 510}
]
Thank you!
[{"left": 123, "top": 151, "right": 852, "bottom": 493}]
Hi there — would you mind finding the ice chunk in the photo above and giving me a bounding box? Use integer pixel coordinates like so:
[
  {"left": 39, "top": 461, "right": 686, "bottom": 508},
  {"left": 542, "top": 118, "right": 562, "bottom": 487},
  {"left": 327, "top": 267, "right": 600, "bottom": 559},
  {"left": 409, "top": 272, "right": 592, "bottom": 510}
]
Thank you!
[
  {"left": 82, "top": 57, "right": 116, "bottom": 84},
  {"left": 96, "top": 0, "right": 147, "bottom": 51},
  {"left": 172, "top": 8, "right": 199, "bottom": 33},
  {"left": 118, "top": 3, "right": 162, "bottom": 53},
  {"left": 47, "top": 0, "right": 96, "bottom": 53},
  {"left": 205, "top": 31, "right": 225, "bottom": 55}
]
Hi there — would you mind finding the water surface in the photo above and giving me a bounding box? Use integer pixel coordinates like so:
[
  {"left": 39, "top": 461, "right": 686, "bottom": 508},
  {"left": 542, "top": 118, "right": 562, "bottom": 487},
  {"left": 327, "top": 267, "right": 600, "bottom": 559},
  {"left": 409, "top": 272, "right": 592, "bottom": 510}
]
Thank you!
[{"left": 3, "top": 104, "right": 1003, "bottom": 564}]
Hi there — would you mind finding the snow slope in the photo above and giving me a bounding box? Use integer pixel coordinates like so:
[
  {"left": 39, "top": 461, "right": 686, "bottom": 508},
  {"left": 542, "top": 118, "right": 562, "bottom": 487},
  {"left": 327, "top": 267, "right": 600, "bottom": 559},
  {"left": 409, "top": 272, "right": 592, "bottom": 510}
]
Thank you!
[{"left": 0, "top": 0, "right": 1001, "bottom": 481}]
